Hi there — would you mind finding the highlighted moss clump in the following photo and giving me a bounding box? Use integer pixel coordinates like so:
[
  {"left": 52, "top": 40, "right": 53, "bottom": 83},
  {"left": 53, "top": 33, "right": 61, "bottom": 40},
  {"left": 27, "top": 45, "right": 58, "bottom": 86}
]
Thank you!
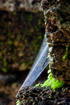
[
  {"left": 35, "top": 83, "right": 40, "bottom": 87},
  {"left": 41, "top": 70, "right": 64, "bottom": 90},
  {"left": 36, "top": 69, "right": 64, "bottom": 90},
  {"left": 16, "top": 100, "right": 20, "bottom": 105}
]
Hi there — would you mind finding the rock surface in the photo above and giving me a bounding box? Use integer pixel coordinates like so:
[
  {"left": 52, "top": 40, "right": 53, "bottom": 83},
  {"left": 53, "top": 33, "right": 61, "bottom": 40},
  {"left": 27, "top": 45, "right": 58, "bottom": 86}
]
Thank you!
[
  {"left": 16, "top": 85, "right": 70, "bottom": 105},
  {"left": 42, "top": 0, "right": 70, "bottom": 84}
]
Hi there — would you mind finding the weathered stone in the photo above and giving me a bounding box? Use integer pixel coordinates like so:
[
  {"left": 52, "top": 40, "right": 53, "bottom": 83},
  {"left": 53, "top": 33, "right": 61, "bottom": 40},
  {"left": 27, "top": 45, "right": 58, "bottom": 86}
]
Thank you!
[
  {"left": 16, "top": 86, "right": 70, "bottom": 105},
  {"left": 42, "top": 0, "right": 70, "bottom": 84}
]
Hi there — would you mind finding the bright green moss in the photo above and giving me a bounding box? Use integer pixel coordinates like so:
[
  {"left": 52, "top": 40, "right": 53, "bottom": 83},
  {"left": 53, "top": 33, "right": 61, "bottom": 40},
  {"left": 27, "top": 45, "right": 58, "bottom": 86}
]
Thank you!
[
  {"left": 63, "top": 44, "right": 69, "bottom": 60},
  {"left": 35, "top": 83, "right": 40, "bottom": 87},
  {"left": 2, "top": 68, "right": 7, "bottom": 73},
  {"left": 36, "top": 70, "right": 64, "bottom": 90},
  {"left": 2, "top": 58, "right": 8, "bottom": 73},
  {"left": 41, "top": 72, "right": 64, "bottom": 90},
  {"left": 16, "top": 100, "right": 20, "bottom": 105}
]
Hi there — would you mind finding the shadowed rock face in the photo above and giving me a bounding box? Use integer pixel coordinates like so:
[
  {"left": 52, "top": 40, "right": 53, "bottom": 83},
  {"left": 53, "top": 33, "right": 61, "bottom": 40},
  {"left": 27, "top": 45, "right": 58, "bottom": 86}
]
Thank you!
[
  {"left": 0, "top": 0, "right": 42, "bottom": 12},
  {"left": 42, "top": 0, "right": 70, "bottom": 84}
]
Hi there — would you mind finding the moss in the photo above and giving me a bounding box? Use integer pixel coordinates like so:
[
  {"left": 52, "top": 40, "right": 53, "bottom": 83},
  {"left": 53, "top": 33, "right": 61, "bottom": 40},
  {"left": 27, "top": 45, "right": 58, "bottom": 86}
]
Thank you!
[
  {"left": 0, "top": 42, "right": 4, "bottom": 45},
  {"left": 21, "top": 37, "right": 24, "bottom": 41},
  {"left": 2, "top": 68, "right": 7, "bottom": 73},
  {"left": 13, "top": 11, "right": 17, "bottom": 16},
  {"left": 0, "top": 55, "right": 2, "bottom": 59},
  {"left": 36, "top": 70, "right": 64, "bottom": 90},
  {"left": 42, "top": 73, "right": 64, "bottom": 90},
  {"left": 35, "top": 26, "right": 39, "bottom": 31},
  {"left": 8, "top": 32, "right": 11, "bottom": 36},
  {"left": 3, "top": 58, "right": 7, "bottom": 65},
  {"left": 2, "top": 58, "right": 8, "bottom": 73},
  {"left": 38, "top": 19, "right": 42, "bottom": 25},
  {"left": 16, "top": 100, "right": 20, "bottom": 105},
  {"left": 63, "top": 44, "right": 69, "bottom": 60},
  {"left": 28, "top": 14, "right": 33, "bottom": 22},
  {"left": 8, "top": 40, "right": 13, "bottom": 45},
  {"left": 35, "top": 83, "right": 40, "bottom": 87},
  {"left": 57, "top": 39, "right": 59, "bottom": 41}
]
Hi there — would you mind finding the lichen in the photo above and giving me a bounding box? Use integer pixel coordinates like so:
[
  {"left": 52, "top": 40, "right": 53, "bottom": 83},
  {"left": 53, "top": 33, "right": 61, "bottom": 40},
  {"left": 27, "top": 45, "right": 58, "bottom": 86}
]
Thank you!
[{"left": 2, "top": 68, "right": 7, "bottom": 73}]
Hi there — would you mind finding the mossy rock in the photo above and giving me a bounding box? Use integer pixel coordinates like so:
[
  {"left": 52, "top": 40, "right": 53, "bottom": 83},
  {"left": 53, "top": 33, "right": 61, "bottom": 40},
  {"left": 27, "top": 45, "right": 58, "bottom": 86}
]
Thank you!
[{"left": 16, "top": 85, "right": 70, "bottom": 105}]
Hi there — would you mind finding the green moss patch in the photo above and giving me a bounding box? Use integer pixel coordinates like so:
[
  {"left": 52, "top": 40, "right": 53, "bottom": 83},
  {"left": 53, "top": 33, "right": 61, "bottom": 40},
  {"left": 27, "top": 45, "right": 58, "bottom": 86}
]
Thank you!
[
  {"left": 16, "top": 100, "right": 20, "bottom": 105},
  {"left": 41, "top": 73, "right": 64, "bottom": 90},
  {"left": 36, "top": 70, "right": 64, "bottom": 90}
]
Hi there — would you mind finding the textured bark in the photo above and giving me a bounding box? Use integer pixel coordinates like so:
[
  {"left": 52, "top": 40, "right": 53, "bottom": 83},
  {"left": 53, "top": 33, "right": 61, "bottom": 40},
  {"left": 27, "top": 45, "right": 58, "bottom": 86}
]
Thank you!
[
  {"left": 42, "top": 0, "right": 70, "bottom": 84},
  {"left": 0, "top": 0, "right": 42, "bottom": 12}
]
